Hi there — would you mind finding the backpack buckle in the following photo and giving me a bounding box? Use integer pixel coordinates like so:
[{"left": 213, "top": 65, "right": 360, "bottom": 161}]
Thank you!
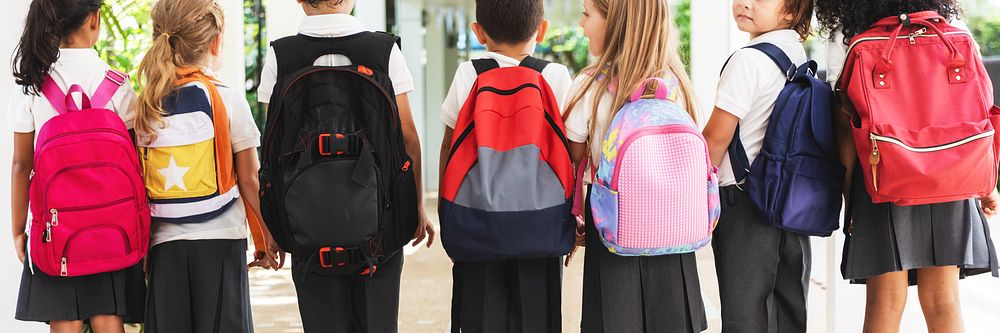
[
  {"left": 318, "top": 246, "right": 364, "bottom": 268},
  {"left": 318, "top": 133, "right": 362, "bottom": 156},
  {"left": 105, "top": 70, "right": 127, "bottom": 86}
]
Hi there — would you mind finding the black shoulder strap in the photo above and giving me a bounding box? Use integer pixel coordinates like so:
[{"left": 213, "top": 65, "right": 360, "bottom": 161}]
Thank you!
[
  {"left": 472, "top": 59, "right": 500, "bottom": 75},
  {"left": 272, "top": 32, "right": 399, "bottom": 79},
  {"left": 519, "top": 56, "right": 550, "bottom": 74}
]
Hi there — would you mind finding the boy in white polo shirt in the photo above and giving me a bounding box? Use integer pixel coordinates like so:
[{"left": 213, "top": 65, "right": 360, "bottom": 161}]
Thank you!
[
  {"left": 438, "top": 0, "right": 572, "bottom": 330},
  {"left": 701, "top": 0, "right": 815, "bottom": 331},
  {"left": 256, "top": 0, "right": 433, "bottom": 332}
]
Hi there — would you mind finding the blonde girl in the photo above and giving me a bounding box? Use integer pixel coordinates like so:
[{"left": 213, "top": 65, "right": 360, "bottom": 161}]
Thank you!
[{"left": 563, "top": 0, "right": 706, "bottom": 332}]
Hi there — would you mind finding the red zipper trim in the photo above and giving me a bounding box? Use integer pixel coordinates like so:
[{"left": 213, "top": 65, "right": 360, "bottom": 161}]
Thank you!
[{"left": 611, "top": 125, "right": 712, "bottom": 190}]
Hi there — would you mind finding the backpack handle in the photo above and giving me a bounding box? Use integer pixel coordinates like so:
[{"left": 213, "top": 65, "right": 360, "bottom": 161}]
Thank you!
[
  {"left": 874, "top": 14, "right": 966, "bottom": 80},
  {"left": 64, "top": 85, "right": 92, "bottom": 112},
  {"left": 628, "top": 77, "right": 671, "bottom": 102}
]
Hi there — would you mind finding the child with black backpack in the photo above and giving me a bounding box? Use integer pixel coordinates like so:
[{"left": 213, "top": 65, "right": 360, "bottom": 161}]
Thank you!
[
  {"left": 256, "top": 0, "right": 433, "bottom": 332},
  {"left": 437, "top": 0, "right": 573, "bottom": 331}
]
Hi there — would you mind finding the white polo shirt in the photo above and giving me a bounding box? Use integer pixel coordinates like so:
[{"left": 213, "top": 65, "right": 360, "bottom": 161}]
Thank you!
[
  {"left": 257, "top": 13, "right": 415, "bottom": 102},
  {"left": 716, "top": 29, "right": 807, "bottom": 186},
  {"left": 6, "top": 48, "right": 136, "bottom": 140},
  {"left": 441, "top": 52, "right": 573, "bottom": 129}
]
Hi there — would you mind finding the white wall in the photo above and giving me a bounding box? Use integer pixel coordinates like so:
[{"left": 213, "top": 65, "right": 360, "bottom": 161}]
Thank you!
[{"left": 1, "top": 1, "right": 47, "bottom": 332}]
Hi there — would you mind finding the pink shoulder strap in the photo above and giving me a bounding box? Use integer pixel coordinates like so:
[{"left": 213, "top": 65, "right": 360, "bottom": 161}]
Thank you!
[
  {"left": 571, "top": 152, "right": 592, "bottom": 216},
  {"left": 39, "top": 70, "right": 127, "bottom": 115}
]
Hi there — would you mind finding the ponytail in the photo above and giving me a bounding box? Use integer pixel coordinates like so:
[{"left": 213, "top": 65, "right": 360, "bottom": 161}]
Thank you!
[{"left": 12, "top": 0, "right": 103, "bottom": 95}]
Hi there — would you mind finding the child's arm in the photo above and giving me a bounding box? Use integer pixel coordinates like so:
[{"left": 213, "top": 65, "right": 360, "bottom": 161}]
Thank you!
[
  {"left": 234, "top": 147, "right": 283, "bottom": 270},
  {"left": 440, "top": 127, "right": 453, "bottom": 183},
  {"left": 397, "top": 93, "right": 435, "bottom": 248},
  {"left": 570, "top": 142, "right": 588, "bottom": 165},
  {"left": 834, "top": 92, "right": 858, "bottom": 200},
  {"left": 10, "top": 132, "right": 33, "bottom": 263},
  {"left": 702, "top": 107, "right": 740, "bottom": 167}
]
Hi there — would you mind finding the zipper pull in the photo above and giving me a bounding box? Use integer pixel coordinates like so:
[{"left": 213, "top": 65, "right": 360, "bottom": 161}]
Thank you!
[
  {"left": 60, "top": 257, "right": 68, "bottom": 276},
  {"left": 50, "top": 209, "right": 59, "bottom": 226},
  {"left": 45, "top": 222, "right": 52, "bottom": 242},
  {"left": 908, "top": 27, "right": 928, "bottom": 44},
  {"left": 869, "top": 137, "right": 881, "bottom": 192}
]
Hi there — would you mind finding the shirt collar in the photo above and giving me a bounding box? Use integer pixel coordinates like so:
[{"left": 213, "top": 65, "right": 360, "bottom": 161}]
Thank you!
[
  {"left": 748, "top": 29, "right": 801, "bottom": 44},
  {"left": 55, "top": 48, "right": 101, "bottom": 64},
  {"left": 298, "top": 14, "right": 366, "bottom": 38}
]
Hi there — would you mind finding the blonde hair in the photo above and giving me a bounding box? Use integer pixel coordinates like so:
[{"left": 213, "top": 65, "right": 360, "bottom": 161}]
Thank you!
[
  {"left": 135, "top": 0, "right": 224, "bottom": 142},
  {"left": 565, "top": 0, "right": 698, "bottom": 141}
]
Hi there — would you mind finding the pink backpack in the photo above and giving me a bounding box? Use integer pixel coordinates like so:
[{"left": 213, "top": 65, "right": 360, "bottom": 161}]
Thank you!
[
  {"left": 574, "top": 77, "right": 720, "bottom": 256},
  {"left": 29, "top": 70, "right": 150, "bottom": 277}
]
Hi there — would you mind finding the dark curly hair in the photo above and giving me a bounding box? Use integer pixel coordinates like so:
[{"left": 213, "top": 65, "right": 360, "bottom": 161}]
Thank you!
[
  {"left": 301, "top": 0, "right": 345, "bottom": 8},
  {"left": 815, "top": 0, "right": 962, "bottom": 45}
]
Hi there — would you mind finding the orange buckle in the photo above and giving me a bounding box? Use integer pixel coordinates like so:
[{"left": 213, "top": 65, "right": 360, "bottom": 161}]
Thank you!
[
  {"left": 318, "top": 134, "right": 332, "bottom": 156},
  {"left": 318, "top": 247, "right": 348, "bottom": 268}
]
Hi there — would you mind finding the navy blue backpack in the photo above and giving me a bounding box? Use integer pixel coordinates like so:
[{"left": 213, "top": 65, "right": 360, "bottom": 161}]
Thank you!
[{"left": 725, "top": 43, "right": 845, "bottom": 237}]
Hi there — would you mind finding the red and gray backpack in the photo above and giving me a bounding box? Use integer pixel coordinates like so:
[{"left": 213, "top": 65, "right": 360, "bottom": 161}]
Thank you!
[{"left": 439, "top": 57, "right": 575, "bottom": 262}]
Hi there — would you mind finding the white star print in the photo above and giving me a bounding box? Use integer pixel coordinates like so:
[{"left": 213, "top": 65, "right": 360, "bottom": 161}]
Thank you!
[{"left": 158, "top": 156, "right": 190, "bottom": 191}]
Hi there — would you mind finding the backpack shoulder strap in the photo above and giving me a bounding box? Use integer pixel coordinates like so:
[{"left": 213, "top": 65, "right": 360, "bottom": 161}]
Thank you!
[
  {"left": 91, "top": 70, "right": 128, "bottom": 109},
  {"left": 472, "top": 59, "right": 500, "bottom": 75},
  {"left": 519, "top": 56, "right": 550, "bottom": 74},
  {"left": 41, "top": 75, "right": 68, "bottom": 115},
  {"left": 745, "top": 43, "right": 796, "bottom": 80}
]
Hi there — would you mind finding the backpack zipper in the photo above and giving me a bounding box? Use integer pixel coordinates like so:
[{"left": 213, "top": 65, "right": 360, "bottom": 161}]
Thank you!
[
  {"left": 846, "top": 31, "right": 973, "bottom": 56},
  {"left": 868, "top": 130, "right": 994, "bottom": 192},
  {"left": 43, "top": 196, "right": 136, "bottom": 243},
  {"left": 264, "top": 67, "right": 398, "bottom": 163},
  {"left": 59, "top": 224, "right": 132, "bottom": 276},
  {"left": 43, "top": 162, "right": 139, "bottom": 211}
]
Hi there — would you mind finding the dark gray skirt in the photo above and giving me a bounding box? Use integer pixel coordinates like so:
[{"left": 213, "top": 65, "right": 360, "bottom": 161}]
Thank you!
[
  {"left": 16, "top": 260, "right": 145, "bottom": 323},
  {"left": 451, "top": 257, "right": 563, "bottom": 333},
  {"left": 843, "top": 170, "right": 999, "bottom": 284},
  {"left": 581, "top": 186, "right": 707, "bottom": 333},
  {"left": 144, "top": 239, "right": 254, "bottom": 333}
]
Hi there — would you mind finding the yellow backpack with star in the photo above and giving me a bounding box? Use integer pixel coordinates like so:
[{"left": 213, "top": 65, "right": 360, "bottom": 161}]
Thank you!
[{"left": 138, "top": 68, "right": 266, "bottom": 248}]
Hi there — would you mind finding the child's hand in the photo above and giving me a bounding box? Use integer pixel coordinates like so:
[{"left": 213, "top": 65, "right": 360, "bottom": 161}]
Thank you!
[
  {"left": 564, "top": 215, "right": 586, "bottom": 267},
  {"left": 13, "top": 233, "right": 27, "bottom": 264},
  {"left": 248, "top": 235, "right": 285, "bottom": 271},
  {"left": 411, "top": 210, "right": 436, "bottom": 248},
  {"left": 980, "top": 188, "right": 999, "bottom": 219}
]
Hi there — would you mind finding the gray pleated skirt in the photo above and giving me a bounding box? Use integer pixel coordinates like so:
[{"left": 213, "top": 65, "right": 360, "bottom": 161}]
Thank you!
[{"left": 843, "top": 170, "right": 999, "bottom": 284}]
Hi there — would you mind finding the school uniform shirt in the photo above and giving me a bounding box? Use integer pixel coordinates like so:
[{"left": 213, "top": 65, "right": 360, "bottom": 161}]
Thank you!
[
  {"left": 150, "top": 71, "right": 261, "bottom": 247},
  {"left": 440, "top": 52, "right": 573, "bottom": 129},
  {"left": 257, "top": 13, "right": 414, "bottom": 102},
  {"left": 715, "top": 29, "right": 807, "bottom": 187},
  {"left": 564, "top": 72, "right": 689, "bottom": 184},
  {"left": 6, "top": 48, "right": 136, "bottom": 141}
]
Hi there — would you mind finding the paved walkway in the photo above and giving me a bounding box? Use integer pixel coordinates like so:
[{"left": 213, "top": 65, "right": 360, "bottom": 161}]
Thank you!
[{"left": 248, "top": 197, "right": 999, "bottom": 333}]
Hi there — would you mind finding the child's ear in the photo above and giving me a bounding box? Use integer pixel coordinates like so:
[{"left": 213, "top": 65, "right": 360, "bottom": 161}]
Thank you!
[
  {"left": 211, "top": 34, "right": 223, "bottom": 56},
  {"left": 471, "top": 22, "right": 489, "bottom": 46},
  {"left": 535, "top": 19, "right": 550, "bottom": 43},
  {"left": 88, "top": 10, "right": 101, "bottom": 32}
]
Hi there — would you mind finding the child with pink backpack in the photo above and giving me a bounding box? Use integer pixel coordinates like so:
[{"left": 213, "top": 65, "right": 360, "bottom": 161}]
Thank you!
[
  {"left": 564, "top": 0, "right": 713, "bottom": 332},
  {"left": 8, "top": 0, "right": 147, "bottom": 331}
]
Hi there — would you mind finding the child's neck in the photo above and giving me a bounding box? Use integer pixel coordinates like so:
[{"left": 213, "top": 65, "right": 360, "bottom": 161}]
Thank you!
[
  {"left": 303, "top": 5, "right": 350, "bottom": 16},
  {"left": 749, "top": 26, "right": 791, "bottom": 39},
  {"left": 487, "top": 42, "right": 536, "bottom": 61}
]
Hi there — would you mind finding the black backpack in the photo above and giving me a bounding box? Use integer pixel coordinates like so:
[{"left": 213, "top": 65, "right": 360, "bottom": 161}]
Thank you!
[{"left": 260, "top": 32, "right": 419, "bottom": 277}]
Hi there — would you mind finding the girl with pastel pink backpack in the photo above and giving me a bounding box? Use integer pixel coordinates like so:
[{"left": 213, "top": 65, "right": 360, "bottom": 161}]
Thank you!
[
  {"left": 563, "top": 0, "right": 712, "bottom": 332},
  {"left": 9, "top": 0, "right": 148, "bottom": 331}
]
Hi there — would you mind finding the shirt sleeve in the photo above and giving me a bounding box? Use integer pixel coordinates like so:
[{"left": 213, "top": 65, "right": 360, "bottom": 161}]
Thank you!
[
  {"left": 440, "top": 62, "right": 476, "bottom": 129},
  {"left": 563, "top": 75, "right": 593, "bottom": 143},
  {"left": 544, "top": 64, "right": 575, "bottom": 115},
  {"left": 715, "top": 49, "right": 762, "bottom": 119},
  {"left": 388, "top": 46, "right": 415, "bottom": 95},
  {"left": 111, "top": 84, "right": 138, "bottom": 130},
  {"left": 6, "top": 88, "right": 35, "bottom": 133},
  {"left": 226, "top": 89, "right": 262, "bottom": 153},
  {"left": 256, "top": 46, "right": 278, "bottom": 104}
]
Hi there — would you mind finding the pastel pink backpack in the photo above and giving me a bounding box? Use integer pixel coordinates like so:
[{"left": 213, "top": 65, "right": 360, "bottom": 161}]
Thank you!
[
  {"left": 29, "top": 70, "right": 150, "bottom": 277},
  {"left": 574, "top": 77, "right": 720, "bottom": 256}
]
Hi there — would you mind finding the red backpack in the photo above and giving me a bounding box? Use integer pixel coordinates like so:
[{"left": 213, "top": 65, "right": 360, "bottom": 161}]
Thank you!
[
  {"left": 840, "top": 11, "right": 1000, "bottom": 206},
  {"left": 439, "top": 57, "right": 575, "bottom": 262},
  {"left": 30, "top": 70, "right": 150, "bottom": 276}
]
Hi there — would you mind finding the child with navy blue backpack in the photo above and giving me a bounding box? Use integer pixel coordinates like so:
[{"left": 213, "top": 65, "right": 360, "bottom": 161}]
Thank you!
[{"left": 701, "top": 0, "right": 815, "bottom": 331}]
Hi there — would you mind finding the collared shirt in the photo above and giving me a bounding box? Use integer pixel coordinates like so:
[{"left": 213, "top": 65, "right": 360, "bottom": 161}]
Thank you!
[{"left": 257, "top": 13, "right": 415, "bottom": 102}]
